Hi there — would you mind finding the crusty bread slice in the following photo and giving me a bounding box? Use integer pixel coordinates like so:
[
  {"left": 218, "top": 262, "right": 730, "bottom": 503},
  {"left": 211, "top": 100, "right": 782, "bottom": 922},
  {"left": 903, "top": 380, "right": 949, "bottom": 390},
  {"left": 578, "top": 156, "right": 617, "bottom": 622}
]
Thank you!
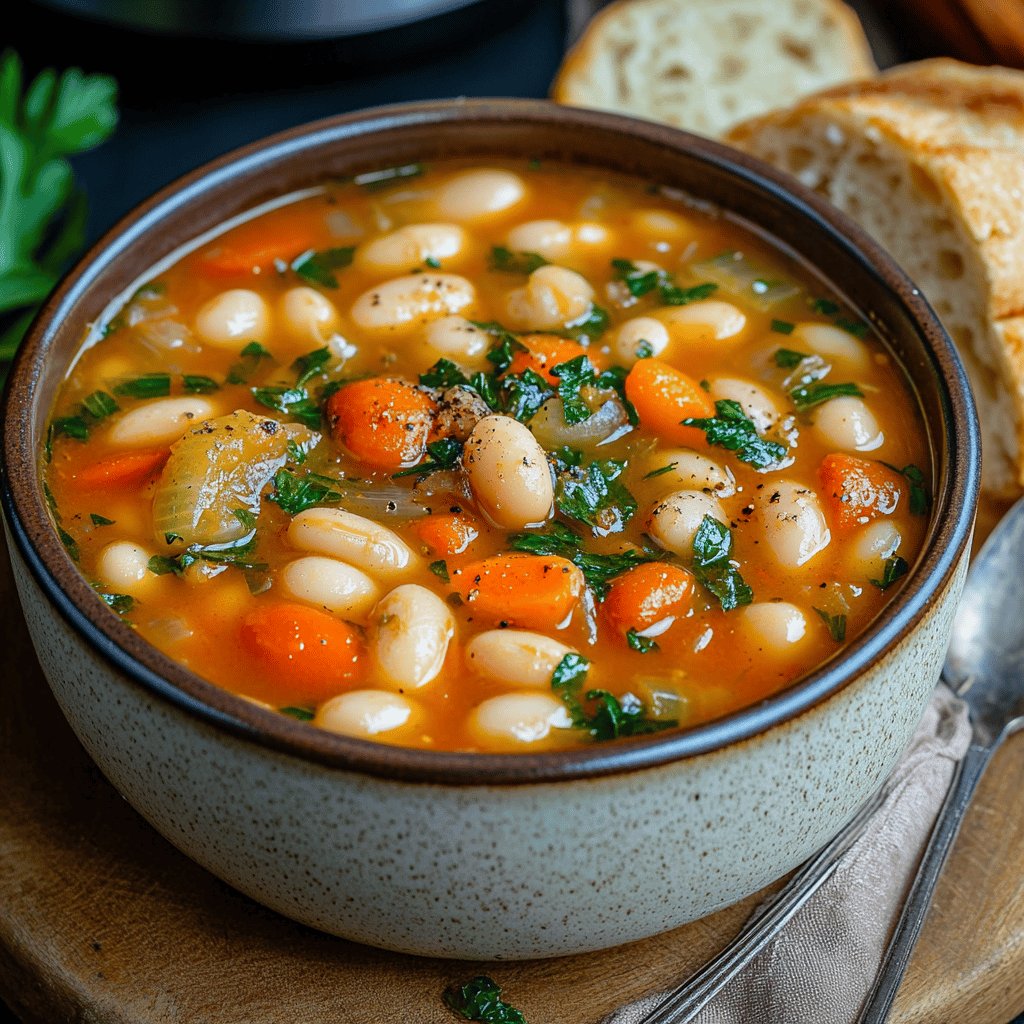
[
  {"left": 552, "top": 0, "right": 876, "bottom": 139},
  {"left": 728, "top": 58, "right": 1024, "bottom": 497}
]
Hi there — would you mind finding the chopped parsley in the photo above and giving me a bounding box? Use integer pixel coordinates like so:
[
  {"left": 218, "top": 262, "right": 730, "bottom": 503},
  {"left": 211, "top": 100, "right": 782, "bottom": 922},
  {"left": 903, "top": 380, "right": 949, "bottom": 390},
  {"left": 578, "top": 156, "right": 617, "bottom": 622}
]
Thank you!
[
  {"left": 814, "top": 607, "right": 847, "bottom": 642},
  {"left": 57, "top": 526, "right": 80, "bottom": 561},
  {"left": 424, "top": 255, "right": 442, "bottom": 269},
  {"left": 550, "top": 355, "right": 597, "bottom": 425},
  {"left": 556, "top": 458, "right": 637, "bottom": 536},
  {"left": 488, "top": 246, "right": 549, "bottom": 275},
  {"left": 226, "top": 341, "right": 274, "bottom": 385},
  {"left": 502, "top": 367, "right": 553, "bottom": 422},
  {"left": 292, "top": 347, "right": 332, "bottom": 387},
  {"left": 270, "top": 469, "right": 345, "bottom": 515},
  {"left": 182, "top": 374, "right": 220, "bottom": 394},
  {"left": 561, "top": 302, "right": 610, "bottom": 342},
  {"left": 146, "top": 535, "right": 264, "bottom": 576},
  {"left": 811, "top": 297, "right": 839, "bottom": 315},
  {"left": 231, "top": 508, "right": 258, "bottom": 531},
  {"left": 683, "top": 399, "right": 787, "bottom": 469},
  {"left": 774, "top": 347, "right": 809, "bottom": 368},
  {"left": 883, "top": 463, "right": 931, "bottom": 516},
  {"left": 354, "top": 162, "right": 424, "bottom": 191},
  {"left": 393, "top": 438, "right": 463, "bottom": 479},
  {"left": 49, "top": 415, "right": 88, "bottom": 442},
  {"left": 280, "top": 705, "right": 315, "bottom": 721},
  {"left": 474, "top": 321, "right": 527, "bottom": 372},
  {"left": 429, "top": 559, "right": 450, "bottom": 582},
  {"left": 771, "top": 319, "right": 796, "bottom": 335},
  {"left": 690, "top": 515, "right": 753, "bottom": 611},
  {"left": 869, "top": 555, "right": 909, "bottom": 591},
  {"left": 251, "top": 385, "right": 322, "bottom": 429},
  {"left": 444, "top": 976, "right": 527, "bottom": 1024},
  {"left": 611, "top": 257, "right": 662, "bottom": 297},
  {"left": 835, "top": 316, "right": 869, "bottom": 338},
  {"left": 97, "top": 591, "right": 134, "bottom": 614},
  {"left": 81, "top": 390, "right": 119, "bottom": 419},
  {"left": 660, "top": 281, "right": 718, "bottom": 306},
  {"left": 643, "top": 462, "right": 678, "bottom": 480},
  {"left": 291, "top": 246, "right": 356, "bottom": 289},
  {"left": 114, "top": 372, "right": 171, "bottom": 399},
  {"left": 626, "top": 627, "right": 659, "bottom": 653},
  {"left": 419, "top": 358, "right": 468, "bottom": 389},
  {"left": 789, "top": 381, "right": 863, "bottom": 412},
  {"left": 90, "top": 513, "right": 115, "bottom": 526}
]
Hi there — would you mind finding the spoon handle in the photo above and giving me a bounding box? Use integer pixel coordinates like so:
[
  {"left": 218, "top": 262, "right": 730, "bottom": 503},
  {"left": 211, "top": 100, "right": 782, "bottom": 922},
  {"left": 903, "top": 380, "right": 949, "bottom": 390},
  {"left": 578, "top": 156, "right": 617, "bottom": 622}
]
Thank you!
[{"left": 856, "top": 741, "right": 994, "bottom": 1023}]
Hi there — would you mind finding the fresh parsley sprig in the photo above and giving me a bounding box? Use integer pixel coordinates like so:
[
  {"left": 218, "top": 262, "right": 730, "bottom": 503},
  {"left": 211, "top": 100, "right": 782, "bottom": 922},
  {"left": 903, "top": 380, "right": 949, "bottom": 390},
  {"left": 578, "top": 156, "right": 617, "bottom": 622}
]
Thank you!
[
  {"left": 683, "top": 399, "right": 787, "bottom": 470},
  {"left": 690, "top": 515, "right": 753, "bottom": 611},
  {"left": 444, "top": 976, "right": 527, "bottom": 1023}
]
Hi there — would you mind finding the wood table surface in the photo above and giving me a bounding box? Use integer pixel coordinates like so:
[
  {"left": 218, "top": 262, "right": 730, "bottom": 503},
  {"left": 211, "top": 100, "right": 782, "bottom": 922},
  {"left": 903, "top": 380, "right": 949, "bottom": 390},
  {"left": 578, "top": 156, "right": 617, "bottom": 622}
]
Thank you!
[{"left": 2, "top": 527, "right": 1024, "bottom": 1024}]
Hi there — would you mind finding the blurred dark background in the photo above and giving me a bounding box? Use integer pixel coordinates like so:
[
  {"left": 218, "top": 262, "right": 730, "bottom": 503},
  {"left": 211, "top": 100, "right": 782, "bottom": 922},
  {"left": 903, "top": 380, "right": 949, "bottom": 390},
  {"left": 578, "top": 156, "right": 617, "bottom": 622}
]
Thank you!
[{"left": 3, "top": 0, "right": 1019, "bottom": 1021}]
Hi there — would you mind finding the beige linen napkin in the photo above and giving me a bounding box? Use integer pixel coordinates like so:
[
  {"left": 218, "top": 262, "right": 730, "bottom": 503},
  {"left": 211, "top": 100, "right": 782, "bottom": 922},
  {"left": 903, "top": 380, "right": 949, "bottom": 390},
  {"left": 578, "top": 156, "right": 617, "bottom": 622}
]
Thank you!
[{"left": 604, "top": 684, "right": 972, "bottom": 1024}]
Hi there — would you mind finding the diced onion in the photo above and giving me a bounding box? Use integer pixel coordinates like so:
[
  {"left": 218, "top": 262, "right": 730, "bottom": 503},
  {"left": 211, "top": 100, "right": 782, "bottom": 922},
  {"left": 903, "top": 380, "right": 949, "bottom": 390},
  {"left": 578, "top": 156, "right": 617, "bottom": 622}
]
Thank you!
[{"left": 528, "top": 395, "right": 630, "bottom": 451}]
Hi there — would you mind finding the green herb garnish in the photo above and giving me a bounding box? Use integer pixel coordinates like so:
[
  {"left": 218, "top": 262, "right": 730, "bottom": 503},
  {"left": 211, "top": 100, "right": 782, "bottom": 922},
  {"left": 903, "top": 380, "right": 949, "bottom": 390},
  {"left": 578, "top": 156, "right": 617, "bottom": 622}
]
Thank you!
[
  {"left": 424, "top": 255, "right": 442, "bottom": 269},
  {"left": 835, "top": 317, "right": 869, "bottom": 338},
  {"left": 811, "top": 298, "right": 839, "bottom": 315},
  {"left": 789, "top": 381, "right": 863, "bottom": 412},
  {"left": 771, "top": 319, "right": 796, "bottom": 335},
  {"left": 251, "top": 385, "right": 321, "bottom": 429},
  {"left": 550, "top": 354, "right": 597, "bottom": 425},
  {"left": 683, "top": 399, "right": 787, "bottom": 469},
  {"left": 226, "top": 341, "right": 274, "bottom": 384},
  {"left": 290, "top": 246, "right": 355, "bottom": 289},
  {"left": 626, "top": 627, "right": 659, "bottom": 653},
  {"left": 49, "top": 415, "right": 88, "bottom": 442},
  {"left": 270, "top": 469, "right": 344, "bottom": 516},
  {"left": 882, "top": 462, "right": 931, "bottom": 516},
  {"left": 556, "top": 458, "right": 636, "bottom": 536},
  {"left": 561, "top": 302, "right": 609, "bottom": 342},
  {"left": 293, "top": 346, "right": 332, "bottom": 387},
  {"left": 643, "top": 462, "right": 677, "bottom": 480},
  {"left": 81, "top": 390, "right": 119, "bottom": 419},
  {"left": 474, "top": 321, "right": 527, "bottom": 372},
  {"left": 502, "top": 367, "right": 553, "bottom": 422},
  {"left": 182, "top": 374, "right": 220, "bottom": 394},
  {"left": 147, "top": 535, "right": 264, "bottom": 576},
  {"left": 774, "top": 348, "right": 809, "bottom": 368},
  {"left": 392, "top": 438, "right": 463, "bottom": 479},
  {"left": 488, "top": 246, "right": 549, "bottom": 275},
  {"left": 231, "top": 508, "right": 258, "bottom": 531},
  {"left": 90, "top": 513, "right": 114, "bottom": 526},
  {"left": 660, "top": 281, "right": 718, "bottom": 306},
  {"left": 57, "top": 526, "right": 79, "bottom": 561},
  {"left": 280, "top": 705, "right": 315, "bottom": 722},
  {"left": 97, "top": 592, "right": 134, "bottom": 614},
  {"left": 611, "top": 257, "right": 662, "bottom": 297},
  {"left": 814, "top": 607, "right": 847, "bottom": 642},
  {"left": 869, "top": 555, "right": 909, "bottom": 591},
  {"left": 429, "top": 559, "right": 450, "bottom": 583},
  {"left": 690, "top": 515, "right": 753, "bottom": 611},
  {"left": 114, "top": 373, "right": 171, "bottom": 399},
  {"left": 443, "top": 976, "right": 527, "bottom": 1024}
]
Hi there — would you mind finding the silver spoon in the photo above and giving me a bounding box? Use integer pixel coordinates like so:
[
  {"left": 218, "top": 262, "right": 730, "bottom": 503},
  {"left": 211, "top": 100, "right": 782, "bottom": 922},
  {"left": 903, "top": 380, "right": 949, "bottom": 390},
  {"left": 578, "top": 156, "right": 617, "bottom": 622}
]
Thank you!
[{"left": 635, "top": 496, "right": 1024, "bottom": 1024}]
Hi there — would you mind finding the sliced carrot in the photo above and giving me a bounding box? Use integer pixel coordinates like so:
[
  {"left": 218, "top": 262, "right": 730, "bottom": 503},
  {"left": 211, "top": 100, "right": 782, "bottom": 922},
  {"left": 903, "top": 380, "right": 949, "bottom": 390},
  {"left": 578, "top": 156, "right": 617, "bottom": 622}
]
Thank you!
[
  {"left": 507, "top": 335, "right": 593, "bottom": 384},
  {"left": 452, "top": 553, "right": 584, "bottom": 630},
  {"left": 239, "top": 602, "right": 365, "bottom": 703},
  {"left": 326, "top": 378, "right": 436, "bottom": 470},
  {"left": 414, "top": 512, "right": 480, "bottom": 555},
  {"left": 818, "top": 454, "right": 903, "bottom": 532},
  {"left": 198, "top": 219, "right": 322, "bottom": 278},
  {"left": 68, "top": 448, "right": 171, "bottom": 490},
  {"left": 602, "top": 562, "right": 693, "bottom": 635},
  {"left": 624, "top": 358, "right": 715, "bottom": 447}
]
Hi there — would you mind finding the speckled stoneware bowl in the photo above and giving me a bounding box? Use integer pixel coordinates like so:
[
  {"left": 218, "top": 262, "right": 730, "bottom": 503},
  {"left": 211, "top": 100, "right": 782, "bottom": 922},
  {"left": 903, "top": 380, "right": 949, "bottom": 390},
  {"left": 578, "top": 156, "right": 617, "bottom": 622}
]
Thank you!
[{"left": 1, "top": 99, "right": 979, "bottom": 960}]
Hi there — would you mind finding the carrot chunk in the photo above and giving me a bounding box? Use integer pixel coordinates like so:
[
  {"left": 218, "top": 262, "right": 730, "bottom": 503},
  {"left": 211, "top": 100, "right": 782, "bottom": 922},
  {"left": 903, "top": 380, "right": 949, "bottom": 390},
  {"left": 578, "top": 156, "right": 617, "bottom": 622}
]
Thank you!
[
  {"left": 198, "top": 220, "right": 323, "bottom": 277},
  {"left": 239, "top": 602, "right": 365, "bottom": 703},
  {"left": 624, "top": 358, "right": 715, "bottom": 447},
  {"left": 68, "top": 448, "right": 170, "bottom": 490},
  {"left": 507, "top": 335, "right": 592, "bottom": 383},
  {"left": 414, "top": 512, "right": 480, "bottom": 555},
  {"left": 602, "top": 562, "right": 693, "bottom": 635},
  {"left": 452, "top": 553, "right": 583, "bottom": 630},
  {"left": 818, "top": 454, "right": 903, "bottom": 532},
  {"left": 326, "top": 378, "right": 436, "bottom": 470}
]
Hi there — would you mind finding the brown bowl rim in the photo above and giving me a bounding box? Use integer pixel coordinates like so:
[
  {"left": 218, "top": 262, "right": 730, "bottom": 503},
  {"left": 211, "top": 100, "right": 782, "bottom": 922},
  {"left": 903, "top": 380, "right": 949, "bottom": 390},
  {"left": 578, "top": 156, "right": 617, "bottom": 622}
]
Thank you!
[{"left": 0, "top": 98, "right": 980, "bottom": 786}]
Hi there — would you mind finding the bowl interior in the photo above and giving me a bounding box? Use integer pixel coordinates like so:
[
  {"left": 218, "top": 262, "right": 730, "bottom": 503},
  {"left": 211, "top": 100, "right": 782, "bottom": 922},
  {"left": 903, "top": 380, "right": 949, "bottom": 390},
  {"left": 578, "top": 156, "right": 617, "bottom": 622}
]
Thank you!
[{"left": 0, "top": 98, "right": 980, "bottom": 784}]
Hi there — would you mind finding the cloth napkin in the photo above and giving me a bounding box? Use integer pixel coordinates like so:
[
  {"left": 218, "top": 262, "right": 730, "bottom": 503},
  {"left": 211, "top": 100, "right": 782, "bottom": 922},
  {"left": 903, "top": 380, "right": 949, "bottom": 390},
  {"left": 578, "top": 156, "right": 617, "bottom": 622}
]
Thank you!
[{"left": 604, "top": 684, "right": 972, "bottom": 1024}]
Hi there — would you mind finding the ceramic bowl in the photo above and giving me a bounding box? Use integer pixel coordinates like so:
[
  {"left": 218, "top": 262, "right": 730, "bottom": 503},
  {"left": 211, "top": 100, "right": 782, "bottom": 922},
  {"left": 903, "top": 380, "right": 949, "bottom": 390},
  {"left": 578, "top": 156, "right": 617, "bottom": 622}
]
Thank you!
[{"left": 0, "top": 99, "right": 979, "bottom": 959}]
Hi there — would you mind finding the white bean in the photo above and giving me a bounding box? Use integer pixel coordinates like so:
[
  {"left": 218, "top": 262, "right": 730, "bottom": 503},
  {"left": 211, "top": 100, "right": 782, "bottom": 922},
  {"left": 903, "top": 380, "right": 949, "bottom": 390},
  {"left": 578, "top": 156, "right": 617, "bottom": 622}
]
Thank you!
[
  {"left": 709, "top": 377, "right": 782, "bottom": 432},
  {"left": 642, "top": 449, "right": 734, "bottom": 498},
  {"left": 435, "top": 168, "right": 526, "bottom": 221},
  {"left": 350, "top": 273, "right": 475, "bottom": 331},
  {"left": 108, "top": 397, "right": 215, "bottom": 448},
  {"left": 194, "top": 289, "right": 271, "bottom": 348},
  {"left": 96, "top": 540, "right": 154, "bottom": 596},
  {"left": 424, "top": 315, "right": 489, "bottom": 363},
  {"left": 793, "top": 323, "right": 871, "bottom": 372},
  {"left": 631, "top": 208, "right": 692, "bottom": 238},
  {"left": 288, "top": 507, "right": 421, "bottom": 581},
  {"left": 371, "top": 584, "right": 455, "bottom": 691},
  {"left": 660, "top": 300, "right": 746, "bottom": 341},
  {"left": 468, "top": 692, "right": 574, "bottom": 747},
  {"left": 466, "top": 630, "right": 576, "bottom": 689},
  {"left": 613, "top": 316, "right": 670, "bottom": 365},
  {"left": 758, "top": 480, "right": 831, "bottom": 568},
  {"left": 574, "top": 222, "right": 610, "bottom": 246},
  {"left": 505, "top": 265, "right": 595, "bottom": 331},
  {"left": 316, "top": 690, "right": 421, "bottom": 739},
  {"left": 464, "top": 415, "right": 553, "bottom": 528},
  {"left": 506, "top": 220, "right": 573, "bottom": 261},
  {"left": 280, "top": 556, "right": 381, "bottom": 619},
  {"left": 742, "top": 602, "right": 809, "bottom": 650},
  {"left": 850, "top": 520, "right": 902, "bottom": 575},
  {"left": 646, "top": 489, "right": 727, "bottom": 556},
  {"left": 278, "top": 287, "right": 340, "bottom": 345},
  {"left": 359, "top": 223, "right": 468, "bottom": 271},
  {"left": 812, "top": 396, "right": 884, "bottom": 452}
]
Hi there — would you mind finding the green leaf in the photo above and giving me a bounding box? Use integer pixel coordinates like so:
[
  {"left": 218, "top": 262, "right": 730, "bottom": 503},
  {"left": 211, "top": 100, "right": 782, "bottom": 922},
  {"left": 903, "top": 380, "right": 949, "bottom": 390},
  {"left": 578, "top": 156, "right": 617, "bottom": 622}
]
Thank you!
[
  {"left": 488, "top": 246, "right": 549, "bottom": 275},
  {"left": 691, "top": 515, "right": 753, "bottom": 611},
  {"left": 475, "top": 321, "right": 527, "bottom": 372},
  {"left": 251, "top": 385, "right": 321, "bottom": 429},
  {"left": 811, "top": 298, "right": 839, "bottom": 315},
  {"left": 81, "top": 389, "right": 119, "bottom": 420},
  {"left": 226, "top": 341, "right": 274, "bottom": 384},
  {"left": 626, "top": 627, "right": 659, "bottom": 653},
  {"left": 290, "top": 247, "right": 355, "bottom": 288},
  {"left": 774, "top": 348, "right": 809, "bottom": 368},
  {"left": 835, "top": 317, "right": 868, "bottom": 338},
  {"left": 683, "top": 399, "right": 787, "bottom": 470},
  {"left": 883, "top": 462, "right": 931, "bottom": 516},
  {"left": 869, "top": 555, "right": 909, "bottom": 591},
  {"left": 643, "top": 462, "right": 677, "bottom": 480},
  {"left": 814, "top": 607, "right": 847, "bottom": 642},
  {"left": 147, "top": 554, "right": 182, "bottom": 576},
  {"left": 57, "top": 526, "right": 79, "bottom": 561},
  {"left": 771, "top": 319, "right": 796, "bottom": 336},
  {"left": 660, "top": 281, "right": 718, "bottom": 306},
  {"left": 392, "top": 438, "right": 463, "bottom": 479},
  {"left": 429, "top": 559, "right": 450, "bottom": 583},
  {"left": 293, "top": 346, "right": 332, "bottom": 387},
  {"left": 583, "top": 689, "right": 676, "bottom": 739},
  {"left": 550, "top": 354, "right": 597, "bottom": 425},
  {"left": 561, "top": 302, "right": 609, "bottom": 342},
  {"left": 0, "top": 266, "right": 56, "bottom": 311},
  {"left": 97, "top": 591, "right": 133, "bottom": 614},
  {"left": 182, "top": 374, "right": 220, "bottom": 395},
  {"left": 556, "top": 458, "right": 637, "bottom": 536},
  {"left": 443, "top": 976, "right": 527, "bottom": 1024},
  {"left": 90, "top": 513, "right": 115, "bottom": 526},
  {"left": 232, "top": 508, "right": 258, "bottom": 531},
  {"left": 50, "top": 415, "right": 88, "bottom": 442},
  {"left": 611, "top": 257, "right": 662, "bottom": 297},
  {"left": 502, "top": 367, "right": 553, "bottom": 423},
  {"left": 270, "top": 469, "right": 344, "bottom": 516},
  {"left": 114, "top": 373, "right": 171, "bottom": 399},
  {"left": 280, "top": 705, "right": 315, "bottom": 721},
  {"left": 419, "top": 359, "right": 469, "bottom": 389},
  {"left": 789, "top": 381, "right": 863, "bottom": 412}
]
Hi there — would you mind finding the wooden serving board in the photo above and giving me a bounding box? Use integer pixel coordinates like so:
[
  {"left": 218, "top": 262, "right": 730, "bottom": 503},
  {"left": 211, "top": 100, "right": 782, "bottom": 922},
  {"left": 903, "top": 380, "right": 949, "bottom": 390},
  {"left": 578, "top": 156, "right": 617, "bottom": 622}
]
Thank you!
[{"left": 1, "top": 526, "right": 1023, "bottom": 1024}]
